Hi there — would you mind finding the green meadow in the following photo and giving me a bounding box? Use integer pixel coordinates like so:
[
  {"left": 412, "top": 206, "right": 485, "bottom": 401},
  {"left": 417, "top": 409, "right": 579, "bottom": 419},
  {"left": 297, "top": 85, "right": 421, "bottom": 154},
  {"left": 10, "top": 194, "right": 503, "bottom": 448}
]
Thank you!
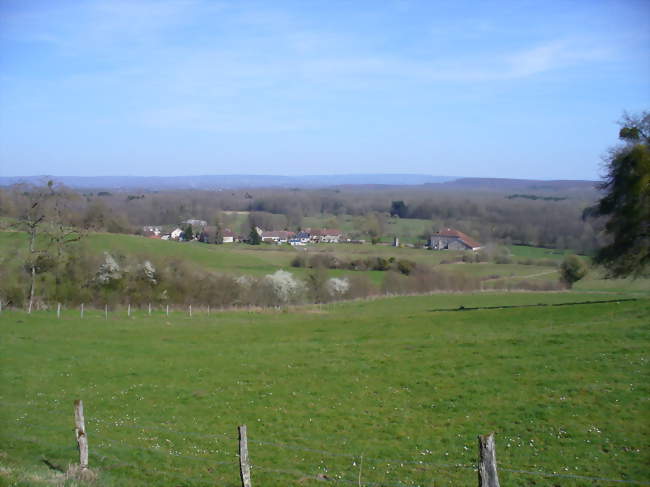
[
  {"left": 3, "top": 230, "right": 649, "bottom": 294},
  {"left": 1, "top": 292, "right": 649, "bottom": 486}
]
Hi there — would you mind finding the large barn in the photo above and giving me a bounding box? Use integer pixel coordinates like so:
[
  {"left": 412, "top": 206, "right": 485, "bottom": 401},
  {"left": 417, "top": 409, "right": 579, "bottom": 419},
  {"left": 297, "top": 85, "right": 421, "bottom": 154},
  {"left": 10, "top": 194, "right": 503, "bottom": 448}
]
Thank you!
[{"left": 429, "top": 228, "right": 482, "bottom": 251}]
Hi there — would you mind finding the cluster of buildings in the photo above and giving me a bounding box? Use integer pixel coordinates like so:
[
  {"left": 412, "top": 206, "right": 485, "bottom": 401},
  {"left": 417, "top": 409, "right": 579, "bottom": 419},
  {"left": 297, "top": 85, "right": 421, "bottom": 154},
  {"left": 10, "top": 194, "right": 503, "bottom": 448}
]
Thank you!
[
  {"left": 143, "top": 221, "right": 481, "bottom": 251},
  {"left": 259, "top": 228, "right": 342, "bottom": 245},
  {"left": 142, "top": 221, "right": 344, "bottom": 246}
]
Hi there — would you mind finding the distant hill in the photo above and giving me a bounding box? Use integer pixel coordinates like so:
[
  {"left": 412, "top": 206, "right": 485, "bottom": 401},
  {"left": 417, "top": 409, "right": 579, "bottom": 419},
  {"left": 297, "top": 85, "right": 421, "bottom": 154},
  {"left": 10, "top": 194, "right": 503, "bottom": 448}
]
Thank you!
[
  {"left": 0, "top": 174, "right": 455, "bottom": 190},
  {"left": 0, "top": 174, "right": 599, "bottom": 191},
  {"left": 437, "top": 177, "right": 599, "bottom": 192}
]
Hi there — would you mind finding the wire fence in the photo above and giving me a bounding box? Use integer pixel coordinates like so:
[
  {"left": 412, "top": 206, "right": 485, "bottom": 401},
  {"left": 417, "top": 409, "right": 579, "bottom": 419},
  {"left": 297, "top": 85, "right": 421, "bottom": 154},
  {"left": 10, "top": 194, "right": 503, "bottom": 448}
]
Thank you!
[{"left": 7, "top": 414, "right": 650, "bottom": 487}]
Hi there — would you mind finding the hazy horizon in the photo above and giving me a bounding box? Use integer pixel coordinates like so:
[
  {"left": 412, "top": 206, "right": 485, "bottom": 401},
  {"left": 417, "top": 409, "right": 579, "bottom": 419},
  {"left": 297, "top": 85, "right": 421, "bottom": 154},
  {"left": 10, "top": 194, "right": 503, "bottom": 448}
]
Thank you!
[{"left": 1, "top": 1, "right": 648, "bottom": 179}]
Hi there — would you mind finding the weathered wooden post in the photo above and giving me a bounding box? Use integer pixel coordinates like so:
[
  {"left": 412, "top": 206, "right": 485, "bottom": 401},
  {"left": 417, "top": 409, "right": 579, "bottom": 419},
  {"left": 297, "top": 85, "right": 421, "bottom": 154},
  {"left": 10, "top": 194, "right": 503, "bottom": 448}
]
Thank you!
[
  {"left": 189, "top": 304, "right": 192, "bottom": 318},
  {"left": 207, "top": 305, "right": 210, "bottom": 315},
  {"left": 73, "top": 400, "right": 89, "bottom": 471},
  {"left": 57, "top": 303, "right": 61, "bottom": 319},
  {"left": 148, "top": 303, "right": 151, "bottom": 316},
  {"left": 238, "top": 425, "right": 252, "bottom": 487},
  {"left": 28, "top": 300, "right": 33, "bottom": 314},
  {"left": 80, "top": 303, "right": 84, "bottom": 319},
  {"left": 166, "top": 304, "right": 169, "bottom": 317},
  {"left": 478, "top": 433, "right": 500, "bottom": 487},
  {"left": 0, "top": 300, "right": 3, "bottom": 313},
  {"left": 127, "top": 304, "right": 131, "bottom": 317}
]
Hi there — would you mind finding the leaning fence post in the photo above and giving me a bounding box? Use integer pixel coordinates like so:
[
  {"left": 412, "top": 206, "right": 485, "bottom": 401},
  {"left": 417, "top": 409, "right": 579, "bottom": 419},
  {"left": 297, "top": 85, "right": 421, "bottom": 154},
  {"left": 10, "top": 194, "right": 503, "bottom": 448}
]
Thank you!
[
  {"left": 74, "top": 400, "right": 89, "bottom": 471},
  {"left": 478, "top": 433, "right": 500, "bottom": 487},
  {"left": 57, "top": 303, "right": 61, "bottom": 319},
  {"left": 80, "top": 303, "right": 84, "bottom": 319},
  {"left": 238, "top": 425, "right": 252, "bottom": 487}
]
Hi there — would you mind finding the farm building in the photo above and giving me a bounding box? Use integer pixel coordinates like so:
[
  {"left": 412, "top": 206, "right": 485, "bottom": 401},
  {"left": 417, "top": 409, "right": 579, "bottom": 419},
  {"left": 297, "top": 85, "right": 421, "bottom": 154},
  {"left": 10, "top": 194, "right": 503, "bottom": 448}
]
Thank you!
[
  {"left": 261, "top": 230, "right": 295, "bottom": 243},
  {"left": 429, "top": 228, "right": 482, "bottom": 251},
  {"left": 310, "top": 229, "right": 342, "bottom": 243}
]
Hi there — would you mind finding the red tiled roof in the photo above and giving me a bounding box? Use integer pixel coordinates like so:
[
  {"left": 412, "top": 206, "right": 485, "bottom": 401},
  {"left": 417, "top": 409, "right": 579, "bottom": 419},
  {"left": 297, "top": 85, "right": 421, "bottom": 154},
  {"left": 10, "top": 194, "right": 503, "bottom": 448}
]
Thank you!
[{"left": 434, "top": 228, "right": 481, "bottom": 249}]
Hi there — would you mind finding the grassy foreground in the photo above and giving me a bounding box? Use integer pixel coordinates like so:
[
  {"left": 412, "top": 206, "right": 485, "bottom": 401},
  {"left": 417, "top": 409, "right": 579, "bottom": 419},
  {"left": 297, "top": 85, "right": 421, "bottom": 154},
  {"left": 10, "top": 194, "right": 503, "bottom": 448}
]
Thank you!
[{"left": 1, "top": 292, "right": 649, "bottom": 486}]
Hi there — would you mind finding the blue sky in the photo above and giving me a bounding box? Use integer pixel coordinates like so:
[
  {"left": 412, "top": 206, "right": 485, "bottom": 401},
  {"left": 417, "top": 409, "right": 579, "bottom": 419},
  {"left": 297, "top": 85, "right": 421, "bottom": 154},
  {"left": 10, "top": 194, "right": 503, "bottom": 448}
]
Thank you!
[{"left": 0, "top": 0, "right": 648, "bottom": 179}]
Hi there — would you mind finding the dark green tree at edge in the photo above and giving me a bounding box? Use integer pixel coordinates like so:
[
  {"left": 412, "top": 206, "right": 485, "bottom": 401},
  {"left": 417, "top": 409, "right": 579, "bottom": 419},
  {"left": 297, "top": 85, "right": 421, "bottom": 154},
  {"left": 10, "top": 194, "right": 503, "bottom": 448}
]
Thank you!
[{"left": 585, "top": 111, "right": 650, "bottom": 277}]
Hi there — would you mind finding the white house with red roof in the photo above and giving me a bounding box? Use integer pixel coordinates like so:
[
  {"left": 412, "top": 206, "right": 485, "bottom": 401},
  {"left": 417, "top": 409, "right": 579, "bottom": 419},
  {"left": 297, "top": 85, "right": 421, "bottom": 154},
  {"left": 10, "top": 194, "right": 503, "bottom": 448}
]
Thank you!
[{"left": 429, "top": 228, "right": 482, "bottom": 251}]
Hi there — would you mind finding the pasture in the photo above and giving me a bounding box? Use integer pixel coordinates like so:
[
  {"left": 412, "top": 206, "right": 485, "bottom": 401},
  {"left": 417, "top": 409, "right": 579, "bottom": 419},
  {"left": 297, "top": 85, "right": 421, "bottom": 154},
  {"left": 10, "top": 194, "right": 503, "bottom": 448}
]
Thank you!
[
  {"left": 2, "top": 231, "right": 649, "bottom": 294},
  {"left": 1, "top": 292, "right": 649, "bottom": 486}
]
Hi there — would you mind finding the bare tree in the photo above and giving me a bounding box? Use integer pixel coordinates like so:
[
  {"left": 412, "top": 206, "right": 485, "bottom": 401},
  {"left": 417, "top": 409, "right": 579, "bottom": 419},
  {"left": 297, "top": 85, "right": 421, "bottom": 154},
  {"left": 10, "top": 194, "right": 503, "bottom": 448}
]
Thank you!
[{"left": 13, "top": 181, "right": 85, "bottom": 311}]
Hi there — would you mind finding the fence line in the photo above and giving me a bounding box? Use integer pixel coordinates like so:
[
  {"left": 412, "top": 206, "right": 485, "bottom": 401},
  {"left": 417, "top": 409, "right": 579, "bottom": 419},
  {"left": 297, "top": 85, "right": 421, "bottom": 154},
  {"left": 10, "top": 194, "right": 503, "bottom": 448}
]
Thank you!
[{"left": 12, "top": 402, "right": 650, "bottom": 487}]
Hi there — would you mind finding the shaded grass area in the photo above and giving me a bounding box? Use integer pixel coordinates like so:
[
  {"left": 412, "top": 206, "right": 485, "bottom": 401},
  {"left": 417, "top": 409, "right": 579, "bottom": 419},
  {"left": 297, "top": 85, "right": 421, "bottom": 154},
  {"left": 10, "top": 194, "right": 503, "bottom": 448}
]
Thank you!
[{"left": 1, "top": 292, "right": 649, "bottom": 486}]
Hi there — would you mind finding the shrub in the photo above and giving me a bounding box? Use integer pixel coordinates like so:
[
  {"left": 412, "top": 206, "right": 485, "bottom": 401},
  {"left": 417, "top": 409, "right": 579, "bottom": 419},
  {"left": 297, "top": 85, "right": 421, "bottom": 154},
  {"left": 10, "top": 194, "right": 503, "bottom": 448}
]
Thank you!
[
  {"left": 395, "top": 259, "right": 416, "bottom": 275},
  {"left": 290, "top": 254, "right": 307, "bottom": 268},
  {"left": 560, "top": 254, "right": 589, "bottom": 288}
]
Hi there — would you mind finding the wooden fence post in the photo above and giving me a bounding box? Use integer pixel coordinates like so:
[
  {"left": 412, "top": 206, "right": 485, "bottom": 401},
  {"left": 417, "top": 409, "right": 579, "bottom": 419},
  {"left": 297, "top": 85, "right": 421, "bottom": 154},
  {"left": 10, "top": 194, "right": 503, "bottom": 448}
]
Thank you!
[
  {"left": 166, "top": 304, "right": 169, "bottom": 317},
  {"left": 128, "top": 304, "right": 131, "bottom": 317},
  {"left": 28, "top": 300, "right": 33, "bottom": 314},
  {"left": 478, "top": 433, "right": 500, "bottom": 487},
  {"left": 148, "top": 303, "right": 151, "bottom": 316},
  {"left": 207, "top": 305, "right": 210, "bottom": 315},
  {"left": 105, "top": 304, "right": 108, "bottom": 320},
  {"left": 80, "top": 303, "right": 84, "bottom": 319},
  {"left": 57, "top": 303, "right": 61, "bottom": 319},
  {"left": 238, "top": 424, "right": 252, "bottom": 487},
  {"left": 73, "top": 400, "right": 89, "bottom": 470},
  {"left": 189, "top": 304, "right": 192, "bottom": 318}
]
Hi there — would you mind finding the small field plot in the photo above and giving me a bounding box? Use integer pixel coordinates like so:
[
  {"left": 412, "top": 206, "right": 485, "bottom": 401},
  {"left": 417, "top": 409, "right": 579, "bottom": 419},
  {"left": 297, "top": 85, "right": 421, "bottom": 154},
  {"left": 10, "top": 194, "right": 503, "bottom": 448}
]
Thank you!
[{"left": 1, "top": 292, "right": 648, "bottom": 486}]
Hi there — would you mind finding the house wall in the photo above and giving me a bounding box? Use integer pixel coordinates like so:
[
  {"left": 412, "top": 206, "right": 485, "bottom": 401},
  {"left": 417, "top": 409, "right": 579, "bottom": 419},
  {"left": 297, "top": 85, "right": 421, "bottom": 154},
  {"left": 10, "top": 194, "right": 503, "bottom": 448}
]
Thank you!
[{"left": 430, "top": 236, "right": 470, "bottom": 250}]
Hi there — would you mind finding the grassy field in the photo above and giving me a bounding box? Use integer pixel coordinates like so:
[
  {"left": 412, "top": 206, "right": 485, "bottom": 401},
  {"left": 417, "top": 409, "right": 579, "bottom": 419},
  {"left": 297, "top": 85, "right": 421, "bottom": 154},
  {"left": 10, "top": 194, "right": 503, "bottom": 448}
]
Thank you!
[{"left": 1, "top": 292, "right": 649, "bottom": 486}]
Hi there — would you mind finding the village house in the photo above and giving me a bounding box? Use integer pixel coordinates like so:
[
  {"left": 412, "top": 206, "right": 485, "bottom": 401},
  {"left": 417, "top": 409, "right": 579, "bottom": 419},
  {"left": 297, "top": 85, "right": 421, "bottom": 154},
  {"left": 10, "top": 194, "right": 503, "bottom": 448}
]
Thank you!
[
  {"left": 197, "top": 226, "right": 237, "bottom": 243},
  {"left": 222, "top": 229, "right": 235, "bottom": 243},
  {"left": 170, "top": 228, "right": 184, "bottom": 240},
  {"left": 261, "top": 230, "right": 295, "bottom": 243},
  {"left": 295, "top": 231, "right": 311, "bottom": 243},
  {"left": 429, "top": 228, "right": 482, "bottom": 251},
  {"left": 310, "top": 229, "right": 342, "bottom": 243},
  {"left": 142, "top": 226, "right": 162, "bottom": 238}
]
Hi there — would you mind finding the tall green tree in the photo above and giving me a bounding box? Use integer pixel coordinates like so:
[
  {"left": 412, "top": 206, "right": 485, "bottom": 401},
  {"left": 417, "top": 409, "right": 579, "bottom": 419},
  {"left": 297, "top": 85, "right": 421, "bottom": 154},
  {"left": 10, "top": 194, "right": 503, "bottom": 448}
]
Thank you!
[
  {"left": 248, "top": 224, "right": 261, "bottom": 245},
  {"left": 585, "top": 111, "right": 649, "bottom": 277},
  {"left": 183, "top": 224, "right": 193, "bottom": 241},
  {"left": 390, "top": 200, "right": 408, "bottom": 218}
]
